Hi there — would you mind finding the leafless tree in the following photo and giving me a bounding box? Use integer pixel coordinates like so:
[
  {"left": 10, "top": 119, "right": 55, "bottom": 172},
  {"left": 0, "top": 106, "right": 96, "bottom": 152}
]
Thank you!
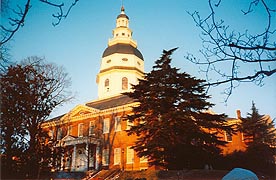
[
  {"left": 1, "top": 56, "right": 73, "bottom": 178},
  {"left": 0, "top": 0, "right": 79, "bottom": 73},
  {"left": 186, "top": 0, "right": 276, "bottom": 99},
  {"left": 0, "top": 43, "right": 12, "bottom": 73},
  {"left": 22, "top": 56, "right": 73, "bottom": 108},
  {"left": 0, "top": 0, "right": 79, "bottom": 45}
]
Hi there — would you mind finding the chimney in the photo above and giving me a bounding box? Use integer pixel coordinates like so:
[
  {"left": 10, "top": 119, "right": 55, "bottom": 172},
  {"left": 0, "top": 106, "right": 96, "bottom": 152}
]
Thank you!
[{"left": 236, "top": 110, "right": 241, "bottom": 119}]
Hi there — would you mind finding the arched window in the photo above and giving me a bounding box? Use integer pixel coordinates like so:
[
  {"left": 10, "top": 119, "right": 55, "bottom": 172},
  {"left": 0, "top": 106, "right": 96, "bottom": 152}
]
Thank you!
[
  {"left": 105, "top": 79, "right": 110, "bottom": 92},
  {"left": 105, "top": 79, "right": 109, "bottom": 87},
  {"left": 122, "top": 77, "right": 128, "bottom": 90}
]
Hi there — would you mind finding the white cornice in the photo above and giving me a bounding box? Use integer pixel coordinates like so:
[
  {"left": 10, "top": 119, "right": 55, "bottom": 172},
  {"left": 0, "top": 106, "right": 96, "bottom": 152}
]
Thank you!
[{"left": 42, "top": 102, "right": 139, "bottom": 128}]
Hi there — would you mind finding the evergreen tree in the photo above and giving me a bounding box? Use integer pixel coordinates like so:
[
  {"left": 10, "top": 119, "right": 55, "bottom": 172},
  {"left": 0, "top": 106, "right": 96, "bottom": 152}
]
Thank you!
[
  {"left": 241, "top": 101, "right": 276, "bottom": 146},
  {"left": 239, "top": 102, "right": 276, "bottom": 175},
  {"left": 124, "top": 48, "right": 232, "bottom": 169}
]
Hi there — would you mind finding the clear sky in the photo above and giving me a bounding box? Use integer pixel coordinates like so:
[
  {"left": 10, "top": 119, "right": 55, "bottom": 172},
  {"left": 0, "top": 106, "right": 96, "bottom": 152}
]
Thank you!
[{"left": 7, "top": 0, "right": 276, "bottom": 120}]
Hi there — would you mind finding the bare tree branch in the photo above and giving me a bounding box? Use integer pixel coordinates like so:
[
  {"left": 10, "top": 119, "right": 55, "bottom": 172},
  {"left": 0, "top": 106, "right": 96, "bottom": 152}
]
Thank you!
[
  {"left": 21, "top": 56, "right": 73, "bottom": 119},
  {"left": 0, "top": 0, "right": 31, "bottom": 45},
  {"left": 0, "top": 0, "right": 80, "bottom": 46},
  {"left": 229, "top": 43, "right": 276, "bottom": 51},
  {"left": 0, "top": 43, "right": 12, "bottom": 73},
  {"left": 39, "top": 0, "right": 79, "bottom": 26},
  {"left": 186, "top": 0, "right": 276, "bottom": 99},
  {"left": 206, "top": 69, "right": 276, "bottom": 86}
]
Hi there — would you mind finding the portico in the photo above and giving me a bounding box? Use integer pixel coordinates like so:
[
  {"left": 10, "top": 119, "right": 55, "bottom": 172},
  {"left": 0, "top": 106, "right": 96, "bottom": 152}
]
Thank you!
[{"left": 58, "top": 135, "right": 101, "bottom": 172}]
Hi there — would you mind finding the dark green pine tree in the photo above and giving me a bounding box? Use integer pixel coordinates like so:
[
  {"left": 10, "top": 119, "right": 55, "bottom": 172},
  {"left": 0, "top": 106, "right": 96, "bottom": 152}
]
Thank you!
[
  {"left": 241, "top": 101, "right": 276, "bottom": 145},
  {"left": 124, "top": 48, "right": 232, "bottom": 169},
  {"left": 239, "top": 102, "right": 276, "bottom": 175}
]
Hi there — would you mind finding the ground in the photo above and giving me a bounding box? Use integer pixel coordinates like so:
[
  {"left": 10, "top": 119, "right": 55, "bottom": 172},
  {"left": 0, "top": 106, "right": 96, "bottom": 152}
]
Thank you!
[
  {"left": 119, "top": 169, "right": 228, "bottom": 180},
  {"left": 118, "top": 169, "right": 271, "bottom": 180}
]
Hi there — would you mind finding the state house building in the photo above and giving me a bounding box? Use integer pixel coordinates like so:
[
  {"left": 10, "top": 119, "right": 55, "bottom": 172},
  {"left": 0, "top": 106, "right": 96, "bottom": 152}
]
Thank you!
[{"left": 42, "top": 7, "right": 246, "bottom": 173}]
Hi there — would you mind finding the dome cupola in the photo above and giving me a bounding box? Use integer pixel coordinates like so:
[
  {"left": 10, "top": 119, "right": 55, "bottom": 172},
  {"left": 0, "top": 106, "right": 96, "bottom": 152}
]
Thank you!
[
  {"left": 117, "top": 6, "right": 129, "bottom": 20},
  {"left": 97, "top": 6, "right": 145, "bottom": 99},
  {"left": 101, "top": 6, "right": 143, "bottom": 60}
]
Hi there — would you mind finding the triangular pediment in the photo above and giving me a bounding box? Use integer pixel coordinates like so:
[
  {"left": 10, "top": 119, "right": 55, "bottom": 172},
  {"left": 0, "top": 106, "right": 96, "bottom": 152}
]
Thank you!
[
  {"left": 61, "top": 104, "right": 100, "bottom": 119},
  {"left": 68, "top": 105, "right": 99, "bottom": 117},
  {"left": 61, "top": 135, "right": 76, "bottom": 142}
]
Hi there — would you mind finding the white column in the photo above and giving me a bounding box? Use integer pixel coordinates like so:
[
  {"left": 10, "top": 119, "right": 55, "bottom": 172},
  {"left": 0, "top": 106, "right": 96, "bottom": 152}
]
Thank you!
[
  {"left": 86, "top": 143, "right": 89, "bottom": 171},
  {"left": 95, "top": 145, "right": 100, "bottom": 170},
  {"left": 61, "top": 155, "right": 64, "bottom": 171},
  {"left": 71, "top": 145, "right": 76, "bottom": 171}
]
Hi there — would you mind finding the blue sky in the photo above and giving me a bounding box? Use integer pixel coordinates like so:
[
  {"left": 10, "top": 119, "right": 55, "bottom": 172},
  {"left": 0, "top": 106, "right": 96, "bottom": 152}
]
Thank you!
[{"left": 7, "top": 0, "right": 276, "bottom": 120}]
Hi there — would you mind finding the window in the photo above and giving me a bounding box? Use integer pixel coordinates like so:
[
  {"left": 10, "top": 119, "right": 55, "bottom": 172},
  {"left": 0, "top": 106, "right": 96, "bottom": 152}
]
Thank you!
[
  {"left": 140, "top": 115, "right": 147, "bottom": 125},
  {"left": 122, "top": 33, "right": 125, "bottom": 36},
  {"left": 106, "top": 59, "right": 111, "bottom": 63},
  {"left": 78, "top": 123, "right": 84, "bottom": 137},
  {"left": 102, "top": 149, "right": 109, "bottom": 166},
  {"left": 67, "top": 125, "right": 72, "bottom": 136},
  {"left": 103, "top": 118, "right": 110, "bottom": 134},
  {"left": 122, "top": 77, "right": 128, "bottom": 90},
  {"left": 114, "top": 148, "right": 121, "bottom": 165},
  {"left": 105, "top": 79, "right": 109, "bottom": 87},
  {"left": 57, "top": 128, "right": 62, "bottom": 140},
  {"left": 89, "top": 121, "right": 95, "bottom": 136},
  {"left": 241, "top": 132, "right": 244, "bottom": 142},
  {"left": 126, "top": 120, "right": 134, "bottom": 130},
  {"left": 122, "top": 58, "right": 128, "bottom": 61},
  {"left": 140, "top": 156, "right": 148, "bottom": 163},
  {"left": 105, "top": 79, "right": 110, "bottom": 92},
  {"left": 225, "top": 131, "right": 232, "bottom": 142},
  {"left": 49, "top": 130, "right": 54, "bottom": 139},
  {"left": 115, "top": 117, "right": 121, "bottom": 132},
  {"left": 126, "top": 146, "right": 134, "bottom": 164},
  {"left": 140, "top": 148, "right": 148, "bottom": 163}
]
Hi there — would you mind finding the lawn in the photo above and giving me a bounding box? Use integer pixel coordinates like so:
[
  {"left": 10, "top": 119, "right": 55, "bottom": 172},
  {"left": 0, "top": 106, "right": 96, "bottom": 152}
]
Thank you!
[
  {"left": 118, "top": 169, "right": 271, "bottom": 180},
  {"left": 118, "top": 169, "right": 228, "bottom": 180}
]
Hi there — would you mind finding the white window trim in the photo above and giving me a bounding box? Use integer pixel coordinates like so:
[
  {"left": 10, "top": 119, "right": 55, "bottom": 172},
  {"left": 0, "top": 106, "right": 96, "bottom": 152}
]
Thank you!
[
  {"left": 241, "top": 132, "right": 244, "bottom": 142},
  {"left": 49, "top": 130, "right": 54, "bottom": 139},
  {"left": 78, "top": 123, "right": 84, "bottom": 137},
  {"left": 126, "top": 146, "right": 134, "bottom": 164},
  {"left": 140, "top": 156, "right": 148, "bottom": 163},
  {"left": 126, "top": 120, "right": 134, "bottom": 130},
  {"left": 114, "top": 148, "right": 121, "bottom": 165},
  {"left": 57, "top": 128, "right": 62, "bottom": 140},
  {"left": 103, "top": 118, "right": 110, "bottom": 134},
  {"left": 225, "top": 131, "right": 232, "bottom": 142},
  {"left": 115, "top": 117, "right": 121, "bottom": 132},
  {"left": 102, "top": 149, "right": 109, "bottom": 166},
  {"left": 67, "top": 125, "right": 72, "bottom": 136},
  {"left": 89, "top": 121, "right": 95, "bottom": 136}
]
